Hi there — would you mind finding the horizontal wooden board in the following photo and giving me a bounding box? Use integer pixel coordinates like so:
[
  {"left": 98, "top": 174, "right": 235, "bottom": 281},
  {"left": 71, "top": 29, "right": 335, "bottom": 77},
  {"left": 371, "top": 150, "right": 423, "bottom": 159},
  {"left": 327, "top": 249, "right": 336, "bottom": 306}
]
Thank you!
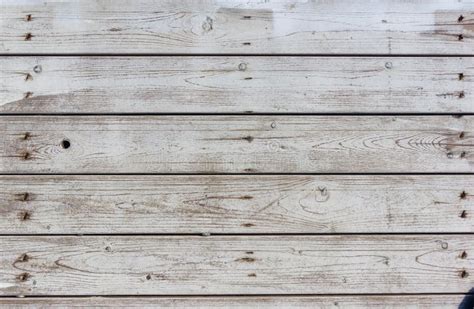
[
  {"left": 1, "top": 116, "right": 472, "bottom": 173},
  {"left": 1, "top": 0, "right": 473, "bottom": 55},
  {"left": 0, "top": 295, "right": 472, "bottom": 308},
  {"left": 1, "top": 235, "right": 473, "bottom": 295},
  {"left": 0, "top": 175, "right": 472, "bottom": 234},
  {"left": 1, "top": 56, "right": 472, "bottom": 113}
]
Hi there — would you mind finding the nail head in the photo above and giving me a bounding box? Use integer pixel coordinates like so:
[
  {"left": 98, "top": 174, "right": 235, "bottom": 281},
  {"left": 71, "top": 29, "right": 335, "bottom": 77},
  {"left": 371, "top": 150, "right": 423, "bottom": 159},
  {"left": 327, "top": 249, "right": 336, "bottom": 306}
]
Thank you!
[{"left": 33, "top": 65, "right": 42, "bottom": 74}]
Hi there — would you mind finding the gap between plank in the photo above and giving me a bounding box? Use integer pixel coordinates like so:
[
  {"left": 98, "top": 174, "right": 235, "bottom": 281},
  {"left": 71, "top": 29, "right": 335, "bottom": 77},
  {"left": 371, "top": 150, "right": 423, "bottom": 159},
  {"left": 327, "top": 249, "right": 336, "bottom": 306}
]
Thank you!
[
  {"left": 1, "top": 53, "right": 474, "bottom": 57},
  {"left": 0, "top": 233, "right": 473, "bottom": 236}
]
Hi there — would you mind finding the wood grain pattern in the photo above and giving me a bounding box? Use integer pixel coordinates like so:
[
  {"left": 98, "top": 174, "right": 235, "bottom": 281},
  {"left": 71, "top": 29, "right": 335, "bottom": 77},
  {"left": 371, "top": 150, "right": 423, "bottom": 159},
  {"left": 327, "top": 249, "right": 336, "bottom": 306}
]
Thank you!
[
  {"left": 1, "top": 0, "right": 473, "bottom": 55},
  {"left": 0, "top": 235, "right": 473, "bottom": 295},
  {"left": 0, "top": 175, "right": 472, "bottom": 234},
  {"left": 1, "top": 56, "right": 472, "bottom": 113},
  {"left": 0, "top": 295, "right": 471, "bottom": 308},
  {"left": 1, "top": 116, "right": 472, "bottom": 173}
]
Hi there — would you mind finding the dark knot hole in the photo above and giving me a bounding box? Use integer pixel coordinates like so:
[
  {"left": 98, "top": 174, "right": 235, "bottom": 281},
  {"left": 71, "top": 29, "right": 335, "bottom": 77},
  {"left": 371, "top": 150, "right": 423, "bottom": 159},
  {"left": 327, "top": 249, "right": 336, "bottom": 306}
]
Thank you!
[{"left": 61, "top": 139, "right": 71, "bottom": 149}]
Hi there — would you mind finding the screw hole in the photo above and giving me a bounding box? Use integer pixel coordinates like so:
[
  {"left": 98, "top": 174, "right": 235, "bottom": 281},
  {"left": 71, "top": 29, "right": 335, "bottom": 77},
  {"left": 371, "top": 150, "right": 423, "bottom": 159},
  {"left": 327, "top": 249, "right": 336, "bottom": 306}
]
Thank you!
[
  {"left": 146, "top": 274, "right": 152, "bottom": 280},
  {"left": 61, "top": 140, "right": 71, "bottom": 149},
  {"left": 458, "top": 34, "right": 464, "bottom": 41},
  {"left": 458, "top": 15, "right": 464, "bottom": 23}
]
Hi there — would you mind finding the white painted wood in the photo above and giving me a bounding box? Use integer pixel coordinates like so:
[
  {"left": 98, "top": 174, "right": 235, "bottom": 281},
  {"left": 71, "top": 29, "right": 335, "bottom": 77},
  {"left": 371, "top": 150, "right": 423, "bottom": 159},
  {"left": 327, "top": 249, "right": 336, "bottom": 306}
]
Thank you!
[
  {"left": 0, "top": 0, "right": 472, "bottom": 54},
  {"left": 1, "top": 116, "right": 471, "bottom": 173},
  {"left": 0, "top": 295, "right": 470, "bottom": 308},
  {"left": 0, "top": 235, "right": 472, "bottom": 295},
  {"left": 1, "top": 57, "right": 471, "bottom": 113},
  {"left": 0, "top": 175, "right": 471, "bottom": 234}
]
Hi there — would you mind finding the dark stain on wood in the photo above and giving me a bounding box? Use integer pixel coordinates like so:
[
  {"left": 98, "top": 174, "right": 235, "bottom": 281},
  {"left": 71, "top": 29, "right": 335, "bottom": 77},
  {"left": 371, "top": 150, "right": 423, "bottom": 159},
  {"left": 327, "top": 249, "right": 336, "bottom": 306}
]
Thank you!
[
  {"left": 19, "top": 211, "right": 31, "bottom": 221},
  {"left": 16, "top": 253, "right": 29, "bottom": 263},
  {"left": 242, "top": 136, "right": 254, "bottom": 143},
  {"left": 17, "top": 273, "right": 30, "bottom": 282},
  {"left": 236, "top": 257, "right": 256, "bottom": 263}
]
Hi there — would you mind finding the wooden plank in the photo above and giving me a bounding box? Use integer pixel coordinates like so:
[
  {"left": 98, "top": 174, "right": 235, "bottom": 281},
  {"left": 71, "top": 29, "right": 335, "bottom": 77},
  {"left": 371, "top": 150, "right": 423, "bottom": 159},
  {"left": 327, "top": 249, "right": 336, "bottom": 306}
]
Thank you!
[
  {"left": 1, "top": 56, "right": 472, "bottom": 114},
  {"left": 1, "top": 116, "right": 472, "bottom": 173},
  {"left": 0, "top": 295, "right": 471, "bottom": 308},
  {"left": 1, "top": 0, "right": 472, "bottom": 55},
  {"left": 0, "top": 235, "right": 472, "bottom": 295},
  {"left": 0, "top": 175, "right": 472, "bottom": 234}
]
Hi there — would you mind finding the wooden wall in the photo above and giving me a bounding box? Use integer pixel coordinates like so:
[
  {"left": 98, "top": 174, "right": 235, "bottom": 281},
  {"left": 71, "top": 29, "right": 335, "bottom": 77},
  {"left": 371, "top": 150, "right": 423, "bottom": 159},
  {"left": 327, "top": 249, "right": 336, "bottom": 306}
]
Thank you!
[{"left": 0, "top": 0, "right": 473, "bottom": 307}]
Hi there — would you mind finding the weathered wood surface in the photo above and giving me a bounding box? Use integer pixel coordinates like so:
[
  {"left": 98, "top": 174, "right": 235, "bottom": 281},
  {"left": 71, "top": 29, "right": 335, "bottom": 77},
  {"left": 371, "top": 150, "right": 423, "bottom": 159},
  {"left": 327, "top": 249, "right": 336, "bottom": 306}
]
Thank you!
[
  {"left": 0, "top": 235, "right": 472, "bottom": 295},
  {"left": 1, "top": 116, "right": 472, "bottom": 173},
  {"left": 0, "top": 175, "right": 472, "bottom": 234},
  {"left": 1, "top": 56, "right": 472, "bottom": 113},
  {"left": 0, "top": 295, "right": 471, "bottom": 308},
  {"left": 1, "top": 0, "right": 473, "bottom": 55}
]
